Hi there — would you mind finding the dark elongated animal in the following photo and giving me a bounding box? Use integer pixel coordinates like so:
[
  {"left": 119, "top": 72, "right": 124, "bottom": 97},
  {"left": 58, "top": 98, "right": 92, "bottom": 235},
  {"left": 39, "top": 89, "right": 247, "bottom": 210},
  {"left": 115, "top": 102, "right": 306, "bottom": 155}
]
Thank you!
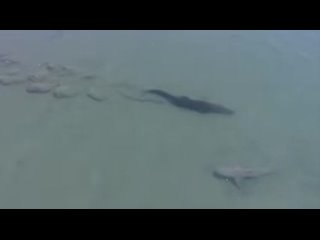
[
  {"left": 144, "top": 89, "right": 234, "bottom": 115},
  {"left": 213, "top": 166, "right": 274, "bottom": 189}
]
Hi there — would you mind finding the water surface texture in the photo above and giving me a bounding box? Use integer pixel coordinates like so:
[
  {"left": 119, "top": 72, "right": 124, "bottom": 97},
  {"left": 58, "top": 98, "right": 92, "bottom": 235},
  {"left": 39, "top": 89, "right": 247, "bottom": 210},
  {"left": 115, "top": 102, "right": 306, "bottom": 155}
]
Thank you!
[{"left": 0, "top": 30, "right": 319, "bottom": 208}]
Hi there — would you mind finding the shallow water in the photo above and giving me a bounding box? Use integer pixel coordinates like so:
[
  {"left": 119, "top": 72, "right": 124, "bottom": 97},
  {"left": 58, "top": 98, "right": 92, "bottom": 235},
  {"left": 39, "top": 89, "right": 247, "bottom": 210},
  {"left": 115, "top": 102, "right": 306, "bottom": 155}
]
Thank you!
[{"left": 0, "top": 30, "right": 319, "bottom": 208}]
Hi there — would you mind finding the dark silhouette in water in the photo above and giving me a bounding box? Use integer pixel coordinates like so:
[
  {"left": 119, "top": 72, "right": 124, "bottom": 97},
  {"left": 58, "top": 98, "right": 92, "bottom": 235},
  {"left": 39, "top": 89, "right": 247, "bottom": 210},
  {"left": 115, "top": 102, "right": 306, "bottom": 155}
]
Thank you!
[
  {"left": 144, "top": 89, "right": 234, "bottom": 115},
  {"left": 212, "top": 166, "right": 274, "bottom": 189}
]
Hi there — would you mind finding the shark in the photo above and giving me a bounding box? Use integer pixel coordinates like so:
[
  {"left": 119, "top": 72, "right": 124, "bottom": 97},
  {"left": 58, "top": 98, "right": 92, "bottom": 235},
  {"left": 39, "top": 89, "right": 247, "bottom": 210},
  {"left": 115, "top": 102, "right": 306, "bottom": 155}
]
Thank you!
[{"left": 212, "top": 166, "right": 274, "bottom": 189}]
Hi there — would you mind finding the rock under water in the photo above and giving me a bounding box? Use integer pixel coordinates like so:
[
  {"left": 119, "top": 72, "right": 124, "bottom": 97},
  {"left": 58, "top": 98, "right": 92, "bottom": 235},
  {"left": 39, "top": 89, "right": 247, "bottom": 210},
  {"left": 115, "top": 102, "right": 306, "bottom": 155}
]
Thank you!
[
  {"left": 52, "top": 85, "right": 79, "bottom": 99},
  {"left": 25, "top": 82, "right": 58, "bottom": 93}
]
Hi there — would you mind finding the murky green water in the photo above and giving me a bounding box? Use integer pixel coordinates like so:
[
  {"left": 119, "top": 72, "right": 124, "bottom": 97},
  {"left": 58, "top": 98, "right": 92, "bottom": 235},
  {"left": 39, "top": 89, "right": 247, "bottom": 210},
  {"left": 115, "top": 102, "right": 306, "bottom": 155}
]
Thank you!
[{"left": 0, "top": 30, "right": 319, "bottom": 208}]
